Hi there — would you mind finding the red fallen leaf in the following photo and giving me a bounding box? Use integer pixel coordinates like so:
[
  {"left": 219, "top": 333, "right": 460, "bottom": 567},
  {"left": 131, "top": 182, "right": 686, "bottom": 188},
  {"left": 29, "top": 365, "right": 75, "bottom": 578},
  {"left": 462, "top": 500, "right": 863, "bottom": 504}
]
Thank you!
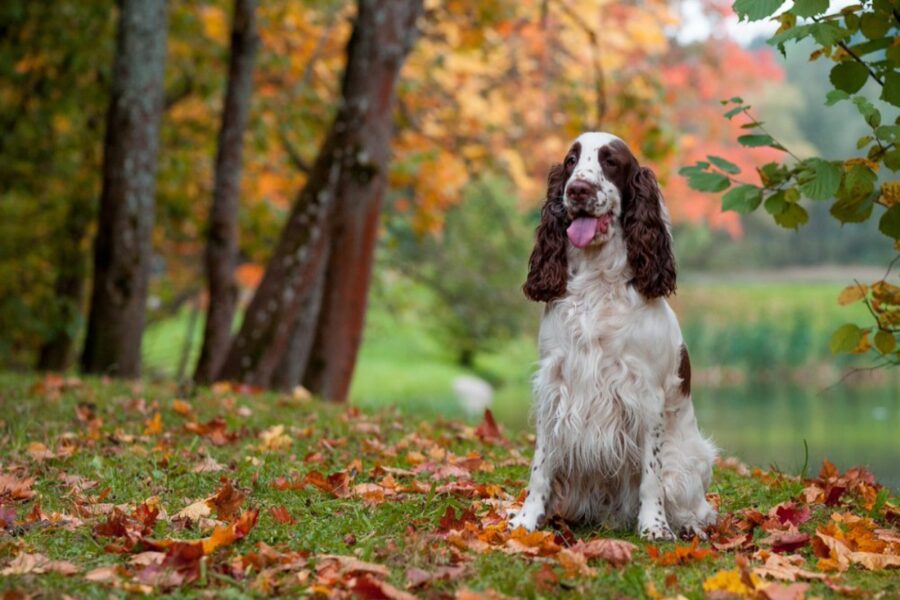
[
  {"left": 437, "top": 506, "right": 478, "bottom": 534},
  {"left": 302, "top": 470, "right": 351, "bottom": 498},
  {"left": 208, "top": 478, "right": 247, "bottom": 522},
  {"left": 270, "top": 506, "right": 294, "bottom": 525},
  {"left": 569, "top": 538, "right": 636, "bottom": 567},
  {"left": 532, "top": 563, "right": 560, "bottom": 593},
  {"left": 133, "top": 502, "right": 160, "bottom": 535},
  {"left": 824, "top": 484, "right": 846, "bottom": 506},
  {"left": 771, "top": 502, "right": 811, "bottom": 527},
  {"left": 0, "top": 504, "right": 16, "bottom": 529},
  {"left": 184, "top": 417, "right": 237, "bottom": 446},
  {"left": 769, "top": 532, "right": 811, "bottom": 554},
  {"left": 351, "top": 574, "right": 417, "bottom": 600},
  {"left": 474, "top": 409, "right": 504, "bottom": 444},
  {"left": 646, "top": 537, "right": 715, "bottom": 566}
]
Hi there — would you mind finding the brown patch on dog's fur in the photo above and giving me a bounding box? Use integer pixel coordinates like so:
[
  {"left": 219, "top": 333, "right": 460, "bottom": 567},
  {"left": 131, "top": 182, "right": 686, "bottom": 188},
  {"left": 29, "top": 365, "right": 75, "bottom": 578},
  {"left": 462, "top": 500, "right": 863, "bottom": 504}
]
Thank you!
[{"left": 678, "top": 344, "right": 691, "bottom": 396}]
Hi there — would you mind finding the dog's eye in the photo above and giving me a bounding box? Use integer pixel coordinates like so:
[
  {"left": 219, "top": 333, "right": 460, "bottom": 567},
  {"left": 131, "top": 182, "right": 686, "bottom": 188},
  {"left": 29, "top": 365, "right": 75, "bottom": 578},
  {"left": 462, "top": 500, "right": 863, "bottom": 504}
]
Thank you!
[
  {"left": 565, "top": 155, "right": 576, "bottom": 167},
  {"left": 603, "top": 157, "right": 618, "bottom": 169}
]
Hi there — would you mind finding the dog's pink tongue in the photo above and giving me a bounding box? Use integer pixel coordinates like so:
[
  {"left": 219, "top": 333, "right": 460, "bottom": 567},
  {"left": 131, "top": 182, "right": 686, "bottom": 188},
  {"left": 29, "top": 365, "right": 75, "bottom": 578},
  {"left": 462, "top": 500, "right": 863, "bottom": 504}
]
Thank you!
[{"left": 567, "top": 217, "right": 600, "bottom": 248}]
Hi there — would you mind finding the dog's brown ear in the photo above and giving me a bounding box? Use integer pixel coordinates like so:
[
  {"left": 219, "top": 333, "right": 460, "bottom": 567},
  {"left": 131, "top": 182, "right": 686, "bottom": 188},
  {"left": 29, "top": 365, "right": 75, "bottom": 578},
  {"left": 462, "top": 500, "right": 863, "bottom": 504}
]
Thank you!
[
  {"left": 621, "top": 166, "right": 676, "bottom": 299},
  {"left": 523, "top": 164, "right": 569, "bottom": 302}
]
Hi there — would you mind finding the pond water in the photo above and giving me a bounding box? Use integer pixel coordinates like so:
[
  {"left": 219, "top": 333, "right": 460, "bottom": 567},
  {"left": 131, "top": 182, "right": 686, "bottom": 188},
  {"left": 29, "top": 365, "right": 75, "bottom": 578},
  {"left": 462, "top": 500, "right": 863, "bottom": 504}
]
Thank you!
[{"left": 691, "top": 382, "right": 900, "bottom": 490}]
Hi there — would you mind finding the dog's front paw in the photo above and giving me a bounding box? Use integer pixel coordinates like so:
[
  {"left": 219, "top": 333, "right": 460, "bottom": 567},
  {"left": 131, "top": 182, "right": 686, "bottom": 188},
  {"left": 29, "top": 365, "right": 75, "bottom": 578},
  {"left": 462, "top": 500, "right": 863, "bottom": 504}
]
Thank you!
[
  {"left": 509, "top": 509, "right": 543, "bottom": 532},
  {"left": 639, "top": 520, "right": 675, "bottom": 541}
]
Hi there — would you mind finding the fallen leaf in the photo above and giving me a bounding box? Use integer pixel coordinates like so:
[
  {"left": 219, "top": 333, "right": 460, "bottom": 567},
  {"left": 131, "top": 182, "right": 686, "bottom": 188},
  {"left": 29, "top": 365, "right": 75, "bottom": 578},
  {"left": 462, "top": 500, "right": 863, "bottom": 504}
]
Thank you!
[
  {"left": 192, "top": 456, "right": 225, "bottom": 473},
  {"left": 0, "top": 474, "right": 35, "bottom": 502},
  {"left": 758, "top": 581, "right": 810, "bottom": 600},
  {"left": 569, "top": 538, "right": 636, "bottom": 567},
  {"left": 1, "top": 552, "right": 78, "bottom": 576},
  {"left": 474, "top": 409, "right": 504, "bottom": 444},
  {"left": 269, "top": 506, "right": 294, "bottom": 525}
]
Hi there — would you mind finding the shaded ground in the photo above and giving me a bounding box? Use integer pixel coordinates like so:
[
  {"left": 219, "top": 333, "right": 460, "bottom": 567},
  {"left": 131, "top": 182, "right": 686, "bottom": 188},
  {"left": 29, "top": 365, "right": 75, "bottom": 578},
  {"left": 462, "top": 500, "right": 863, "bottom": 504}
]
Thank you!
[{"left": 0, "top": 373, "right": 897, "bottom": 598}]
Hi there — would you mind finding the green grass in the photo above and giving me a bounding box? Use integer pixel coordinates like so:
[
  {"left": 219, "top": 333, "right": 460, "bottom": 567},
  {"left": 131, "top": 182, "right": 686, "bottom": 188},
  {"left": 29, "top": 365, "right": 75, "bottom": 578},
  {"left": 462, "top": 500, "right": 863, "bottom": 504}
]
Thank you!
[{"left": 0, "top": 373, "right": 897, "bottom": 598}]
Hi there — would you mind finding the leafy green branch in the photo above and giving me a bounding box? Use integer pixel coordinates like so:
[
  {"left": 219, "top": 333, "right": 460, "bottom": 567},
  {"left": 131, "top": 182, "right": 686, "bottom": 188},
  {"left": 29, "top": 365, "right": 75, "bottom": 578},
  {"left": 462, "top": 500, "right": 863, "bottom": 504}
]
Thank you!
[{"left": 683, "top": 0, "right": 900, "bottom": 368}]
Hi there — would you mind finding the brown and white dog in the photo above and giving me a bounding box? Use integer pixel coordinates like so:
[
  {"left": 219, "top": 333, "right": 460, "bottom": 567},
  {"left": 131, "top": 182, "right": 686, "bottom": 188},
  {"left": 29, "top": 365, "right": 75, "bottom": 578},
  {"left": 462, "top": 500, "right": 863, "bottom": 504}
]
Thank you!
[{"left": 510, "top": 132, "right": 717, "bottom": 540}]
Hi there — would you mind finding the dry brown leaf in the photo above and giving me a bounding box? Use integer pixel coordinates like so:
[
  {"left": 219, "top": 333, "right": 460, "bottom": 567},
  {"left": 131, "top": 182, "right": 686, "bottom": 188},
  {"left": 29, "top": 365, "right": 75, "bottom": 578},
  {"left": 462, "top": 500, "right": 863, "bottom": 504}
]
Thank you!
[
  {"left": 569, "top": 538, "right": 635, "bottom": 567},
  {"left": 1, "top": 553, "right": 78, "bottom": 576}
]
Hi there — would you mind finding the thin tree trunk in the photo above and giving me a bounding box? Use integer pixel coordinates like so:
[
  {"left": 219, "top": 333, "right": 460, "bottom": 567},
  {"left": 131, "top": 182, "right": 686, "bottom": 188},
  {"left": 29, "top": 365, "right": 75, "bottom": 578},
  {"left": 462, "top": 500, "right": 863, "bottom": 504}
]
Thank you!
[
  {"left": 271, "top": 251, "right": 328, "bottom": 391},
  {"left": 194, "top": 0, "right": 259, "bottom": 384},
  {"left": 37, "top": 201, "right": 91, "bottom": 371},
  {"left": 80, "top": 0, "right": 168, "bottom": 377},
  {"left": 217, "top": 0, "right": 424, "bottom": 395}
]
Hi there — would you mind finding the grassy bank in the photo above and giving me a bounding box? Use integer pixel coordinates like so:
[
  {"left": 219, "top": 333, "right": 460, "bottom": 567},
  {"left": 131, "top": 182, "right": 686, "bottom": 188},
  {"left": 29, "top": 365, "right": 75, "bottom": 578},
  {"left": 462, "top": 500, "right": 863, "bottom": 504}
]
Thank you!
[{"left": 1, "top": 374, "right": 897, "bottom": 598}]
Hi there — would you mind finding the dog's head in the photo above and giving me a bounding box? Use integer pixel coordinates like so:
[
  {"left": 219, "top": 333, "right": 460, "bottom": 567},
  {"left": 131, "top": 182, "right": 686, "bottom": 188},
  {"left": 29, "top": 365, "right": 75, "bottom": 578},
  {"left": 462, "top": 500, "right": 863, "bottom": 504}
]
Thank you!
[{"left": 523, "top": 132, "right": 676, "bottom": 302}]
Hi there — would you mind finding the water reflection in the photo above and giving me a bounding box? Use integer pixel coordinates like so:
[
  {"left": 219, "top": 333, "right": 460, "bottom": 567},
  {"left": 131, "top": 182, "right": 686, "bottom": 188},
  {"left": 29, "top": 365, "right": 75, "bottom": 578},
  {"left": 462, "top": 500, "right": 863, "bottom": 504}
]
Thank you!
[{"left": 692, "top": 382, "right": 900, "bottom": 490}]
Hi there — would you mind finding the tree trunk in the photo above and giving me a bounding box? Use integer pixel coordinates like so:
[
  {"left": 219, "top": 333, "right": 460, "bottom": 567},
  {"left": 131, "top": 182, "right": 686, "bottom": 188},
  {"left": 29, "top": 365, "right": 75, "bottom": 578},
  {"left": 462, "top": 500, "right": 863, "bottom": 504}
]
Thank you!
[
  {"left": 80, "top": 0, "right": 168, "bottom": 377},
  {"left": 217, "top": 0, "right": 423, "bottom": 396},
  {"left": 37, "top": 201, "right": 92, "bottom": 371},
  {"left": 271, "top": 252, "right": 328, "bottom": 392},
  {"left": 194, "top": 0, "right": 259, "bottom": 384}
]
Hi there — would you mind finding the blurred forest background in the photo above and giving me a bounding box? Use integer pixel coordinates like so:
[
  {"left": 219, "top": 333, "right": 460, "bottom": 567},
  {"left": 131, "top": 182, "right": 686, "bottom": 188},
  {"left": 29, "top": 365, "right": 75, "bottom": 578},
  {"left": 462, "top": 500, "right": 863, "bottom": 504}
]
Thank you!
[{"left": 0, "top": 1, "right": 897, "bottom": 484}]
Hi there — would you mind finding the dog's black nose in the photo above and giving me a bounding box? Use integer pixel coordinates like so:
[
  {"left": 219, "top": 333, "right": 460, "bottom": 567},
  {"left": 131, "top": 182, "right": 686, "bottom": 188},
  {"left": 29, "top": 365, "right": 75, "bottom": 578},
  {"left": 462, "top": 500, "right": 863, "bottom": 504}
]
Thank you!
[{"left": 566, "top": 180, "right": 594, "bottom": 205}]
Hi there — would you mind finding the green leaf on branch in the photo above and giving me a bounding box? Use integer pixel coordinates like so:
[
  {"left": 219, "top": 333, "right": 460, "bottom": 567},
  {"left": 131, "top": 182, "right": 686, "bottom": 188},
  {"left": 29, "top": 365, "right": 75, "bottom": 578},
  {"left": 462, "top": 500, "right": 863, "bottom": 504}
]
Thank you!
[
  {"left": 707, "top": 155, "right": 741, "bottom": 174},
  {"left": 830, "top": 323, "right": 864, "bottom": 354},
  {"left": 764, "top": 191, "right": 788, "bottom": 216},
  {"left": 875, "top": 125, "right": 900, "bottom": 144},
  {"left": 722, "top": 185, "right": 763, "bottom": 214},
  {"left": 734, "top": 0, "right": 785, "bottom": 21},
  {"left": 769, "top": 24, "right": 813, "bottom": 53},
  {"left": 798, "top": 158, "right": 841, "bottom": 200},
  {"left": 831, "top": 194, "right": 874, "bottom": 223},
  {"left": 879, "top": 204, "right": 900, "bottom": 239},
  {"left": 724, "top": 106, "right": 745, "bottom": 119},
  {"left": 881, "top": 70, "right": 900, "bottom": 108},
  {"left": 857, "top": 135, "right": 873, "bottom": 149},
  {"left": 683, "top": 171, "right": 731, "bottom": 193},
  {"left": 842, "top": 163, "right": 878, "bottom": 198},
  {"left": 773, "top": 203, "right": 809, "bottom": 229},
  {"left": 852, "top": 96, "right": 881, "bottom": 128},
  {"left": 860, "top": 13, "right": 890, "bottom": 40},
  {"left": 758, "top": 162, "right": 790, "bottom": 186},
  {"left": 830, "top": 62, "right": 870, "bottom": 94},
  {"left": 825, "top": 90, "right": 849, "bottom": 106},
  {"left": 810, "top": 22, "right": 851, "bottom": 47},
  {"left": 738, "top": 134, "right": 781, "bottom": 149},
  {"left": 791, "top": 0, "right": 828, "bottom": 18},
  {"left": 885, "top": 149, "right": 900, "bottom": 171},
  {"left": 874, "top": 330, "right": 897, "bottom": 354}
]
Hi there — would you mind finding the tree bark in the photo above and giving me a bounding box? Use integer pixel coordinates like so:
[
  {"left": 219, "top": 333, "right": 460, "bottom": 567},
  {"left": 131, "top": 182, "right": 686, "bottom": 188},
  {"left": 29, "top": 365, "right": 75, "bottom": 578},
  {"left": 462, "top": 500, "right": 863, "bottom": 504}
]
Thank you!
[
  {"left": 271, "top": 251, "right": 328, "bottom": 392},
  {"left": 194, "top": 0, "right": 259, "bottom": 384},
  {"left": 80, "top": 0, "right": 168, "bottom": 377},
  {"left": 36, "top": 202, "right": 92, "bottom": 371},
  {"left": 217, "top": 0, "right": 423, "bottom": 397}
]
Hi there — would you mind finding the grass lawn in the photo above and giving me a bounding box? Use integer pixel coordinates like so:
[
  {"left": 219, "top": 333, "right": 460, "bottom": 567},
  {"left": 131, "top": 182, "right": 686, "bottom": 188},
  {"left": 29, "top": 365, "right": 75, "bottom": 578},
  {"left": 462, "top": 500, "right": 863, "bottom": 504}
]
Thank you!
[{"left": 1, "top": 373, "right": 897, "bottom": 598}]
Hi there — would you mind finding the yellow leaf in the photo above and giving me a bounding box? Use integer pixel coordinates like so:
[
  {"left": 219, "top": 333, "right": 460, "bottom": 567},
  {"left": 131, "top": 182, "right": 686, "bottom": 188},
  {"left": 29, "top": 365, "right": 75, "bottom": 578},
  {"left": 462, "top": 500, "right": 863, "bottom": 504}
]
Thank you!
[
  {"left": 703, "top": 569, "right": 760, "bottom": 595},
  {"left": 837, "top": 283, "right": 867, "bottom": 305},
  {"left": 879, "top": 181, "right": 900, "bottom": 207},
  {"left": 143, "top": 412, "right": 163, "bottom": 436}
]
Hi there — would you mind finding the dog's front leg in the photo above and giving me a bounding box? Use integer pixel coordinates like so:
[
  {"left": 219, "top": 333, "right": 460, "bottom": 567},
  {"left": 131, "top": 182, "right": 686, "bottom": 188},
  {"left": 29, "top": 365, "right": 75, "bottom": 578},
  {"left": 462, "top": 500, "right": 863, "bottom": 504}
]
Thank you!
[
  {"left": 509, "top": 439, "right": 553, "bottom": 532},
  {"left": 638, "top": 405, "right": 675, "bottom": 541}
]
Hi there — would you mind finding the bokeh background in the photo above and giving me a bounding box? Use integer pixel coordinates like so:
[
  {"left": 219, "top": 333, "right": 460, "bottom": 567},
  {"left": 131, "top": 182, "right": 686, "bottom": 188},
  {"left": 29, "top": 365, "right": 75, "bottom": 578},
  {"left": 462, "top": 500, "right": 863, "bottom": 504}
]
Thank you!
[{"left": 1, "top": 0, "right": 897, "bottom": 485}]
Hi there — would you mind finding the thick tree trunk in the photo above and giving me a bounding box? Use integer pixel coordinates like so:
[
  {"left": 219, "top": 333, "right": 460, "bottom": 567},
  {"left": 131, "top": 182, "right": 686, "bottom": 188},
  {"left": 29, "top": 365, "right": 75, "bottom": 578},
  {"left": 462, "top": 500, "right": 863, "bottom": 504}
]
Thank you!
[
  {"left": 37, "top": 201, "right": 92, "bottom": 371},
  {"left": 80, "top": 0, "right": 168, "bottom": 377},
  {"left": 194, "top": 0, "right": 259, "bottom": 384},
  {"left": 301, "top": 178, "right": 386, "bottom": 401},
  {"left": 217, "top": 0, "right": 423, "bottom": 397}
]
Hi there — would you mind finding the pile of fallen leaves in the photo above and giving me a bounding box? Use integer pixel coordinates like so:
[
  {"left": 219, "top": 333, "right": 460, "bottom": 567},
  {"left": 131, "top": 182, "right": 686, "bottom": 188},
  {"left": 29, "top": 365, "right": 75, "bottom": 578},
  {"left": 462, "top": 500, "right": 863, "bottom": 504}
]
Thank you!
[{"left": 0, "top": 374, "right": 897, "bottom": 598}]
